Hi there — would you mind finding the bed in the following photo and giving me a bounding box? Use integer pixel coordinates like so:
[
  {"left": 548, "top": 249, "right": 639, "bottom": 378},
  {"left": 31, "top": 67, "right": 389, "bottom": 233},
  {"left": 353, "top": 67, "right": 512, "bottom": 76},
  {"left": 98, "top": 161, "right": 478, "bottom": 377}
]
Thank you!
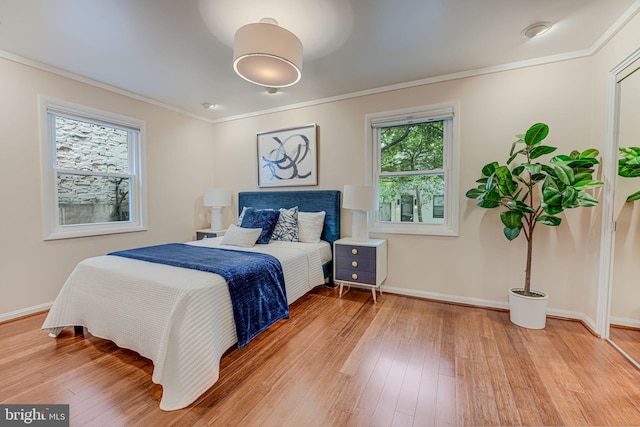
[{"left": 42, "top": 190, "right": 341, "bottom": 411}]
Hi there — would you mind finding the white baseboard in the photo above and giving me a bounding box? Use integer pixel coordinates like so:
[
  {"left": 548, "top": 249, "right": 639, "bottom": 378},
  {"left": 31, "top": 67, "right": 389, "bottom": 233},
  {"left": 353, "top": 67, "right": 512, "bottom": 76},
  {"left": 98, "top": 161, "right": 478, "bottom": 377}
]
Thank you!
[
  {"left": 382, "top": 285, "right": 509, "bottom": 310},
  {"left": 611, "top": 316, "right": 640, "bottom": 329},
  {"left": 0, "top": 302, "right": 52, "bottom": 324},
  {"left": 546, "top": 307, "right": 598, "bottom": 334},
  {"left": 382, "top": 286, "right": 598, "bottom": 335}
]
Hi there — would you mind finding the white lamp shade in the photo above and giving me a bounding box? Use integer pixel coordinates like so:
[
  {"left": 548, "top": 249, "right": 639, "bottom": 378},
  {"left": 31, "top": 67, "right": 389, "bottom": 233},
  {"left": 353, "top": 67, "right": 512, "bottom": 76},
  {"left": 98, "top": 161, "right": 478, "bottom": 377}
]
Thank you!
[
  {"left": 343, "top": 185, "right": 375, "bottom": 211},
  {"left": 233, "top": 22, "right": 303, "bottom": 88},
  {"left": 203, "top": 189, "right": 232, "bottom": 207},
  {"left": 343, "top": 185, "right": 375, "bottom": 241}
]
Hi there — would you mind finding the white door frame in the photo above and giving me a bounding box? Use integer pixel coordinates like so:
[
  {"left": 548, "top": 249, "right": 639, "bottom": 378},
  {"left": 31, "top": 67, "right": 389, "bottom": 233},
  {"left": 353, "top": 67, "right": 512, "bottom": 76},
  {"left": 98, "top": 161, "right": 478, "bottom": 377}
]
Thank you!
[{"left": 596, "top": 47, "right": 640, "bottom": 339}]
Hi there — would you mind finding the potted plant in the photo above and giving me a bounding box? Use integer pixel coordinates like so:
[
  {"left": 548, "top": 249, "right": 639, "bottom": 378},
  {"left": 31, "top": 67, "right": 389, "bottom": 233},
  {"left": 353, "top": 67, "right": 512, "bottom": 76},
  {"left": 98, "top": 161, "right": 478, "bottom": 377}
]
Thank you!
[
  {"left": 618, "top": 147, "right": 640, "bottom": 202},
  {"left": 465, "top": 123, "right": 604, "bottom": 329}
]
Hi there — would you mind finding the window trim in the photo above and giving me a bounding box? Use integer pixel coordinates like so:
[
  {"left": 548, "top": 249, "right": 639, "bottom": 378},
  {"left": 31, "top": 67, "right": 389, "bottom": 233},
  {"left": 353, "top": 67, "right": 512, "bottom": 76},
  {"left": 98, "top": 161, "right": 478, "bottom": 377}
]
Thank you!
[
  {"left": 39, "top": 96, "right": 148, "bottom": 240},
  {"left": 365, "top": 101, "right": 460, "bottom": 236}
]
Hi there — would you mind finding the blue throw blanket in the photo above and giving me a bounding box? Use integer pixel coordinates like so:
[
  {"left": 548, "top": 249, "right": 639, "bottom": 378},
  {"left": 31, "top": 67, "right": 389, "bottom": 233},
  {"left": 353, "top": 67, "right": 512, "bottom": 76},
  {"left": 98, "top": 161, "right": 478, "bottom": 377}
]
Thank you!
[{"left": 108, "top": 243, "right": 289, "bottom": 349}]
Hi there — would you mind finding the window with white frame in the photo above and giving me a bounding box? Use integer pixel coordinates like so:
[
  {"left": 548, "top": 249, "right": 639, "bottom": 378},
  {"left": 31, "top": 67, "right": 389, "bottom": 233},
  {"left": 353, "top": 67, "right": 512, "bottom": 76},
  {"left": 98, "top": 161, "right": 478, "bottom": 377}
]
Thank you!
[
  {"left": 40, "top": 98, "right": 147, "bottom": 240},
  {"left": 367, "top": 103, "right": 459, "bottom": 236}
]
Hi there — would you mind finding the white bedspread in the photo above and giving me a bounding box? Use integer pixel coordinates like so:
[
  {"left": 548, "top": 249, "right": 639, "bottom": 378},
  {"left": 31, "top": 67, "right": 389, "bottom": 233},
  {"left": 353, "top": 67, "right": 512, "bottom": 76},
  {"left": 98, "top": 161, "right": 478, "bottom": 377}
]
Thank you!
[{"left": 42, "top": 238, "right": 326, "bottom": 411}]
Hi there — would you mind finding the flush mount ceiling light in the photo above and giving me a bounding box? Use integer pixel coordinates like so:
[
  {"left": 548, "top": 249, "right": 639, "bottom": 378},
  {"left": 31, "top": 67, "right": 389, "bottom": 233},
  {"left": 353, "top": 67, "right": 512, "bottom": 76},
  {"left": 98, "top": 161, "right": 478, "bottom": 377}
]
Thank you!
[
  {"left": 233, "top": 18, "right": 303, "bottom": 88},
  {"left": 522, "top": 21, "right": 553, "bottom": 38},
  {"left": 199, "top": 0, "right": 353, "bottom": 60}
]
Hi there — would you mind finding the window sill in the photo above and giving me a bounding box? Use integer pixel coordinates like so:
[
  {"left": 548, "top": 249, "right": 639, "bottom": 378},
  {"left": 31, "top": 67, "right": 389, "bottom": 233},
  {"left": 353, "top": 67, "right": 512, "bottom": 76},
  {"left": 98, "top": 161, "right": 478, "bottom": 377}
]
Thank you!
[
  {"left": 43, "top": 224, "right": 147, "bottom": 241},
  {"left": 371, "top": 223, "right": 458, "bottom": 237}
]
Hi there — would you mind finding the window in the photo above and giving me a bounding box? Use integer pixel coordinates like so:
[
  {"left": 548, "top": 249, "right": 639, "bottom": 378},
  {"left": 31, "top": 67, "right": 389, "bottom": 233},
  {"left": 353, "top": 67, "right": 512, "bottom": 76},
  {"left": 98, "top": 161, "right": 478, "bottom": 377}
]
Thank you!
[
  {"left": 40, "top": 98, "right": 147, "bottom": 240},
  {"left": 367, "top": 102, "right": 459, "bottom": 236}
]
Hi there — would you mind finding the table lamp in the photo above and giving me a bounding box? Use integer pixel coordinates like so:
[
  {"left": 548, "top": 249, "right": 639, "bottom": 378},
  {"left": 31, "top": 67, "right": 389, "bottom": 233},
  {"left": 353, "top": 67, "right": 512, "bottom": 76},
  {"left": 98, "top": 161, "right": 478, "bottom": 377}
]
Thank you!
[
  {"left": 203, "top": 189, "right": 231, "bottom": 231},
  {"left": 343, "top": 185, "right": 375, "bottom": 241}
]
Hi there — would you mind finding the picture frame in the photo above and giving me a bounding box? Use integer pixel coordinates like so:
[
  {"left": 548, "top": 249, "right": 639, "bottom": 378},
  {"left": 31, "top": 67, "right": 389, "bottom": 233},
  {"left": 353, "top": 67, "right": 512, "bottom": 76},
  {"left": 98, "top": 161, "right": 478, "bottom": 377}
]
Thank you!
[{"left": 256, "top": 123, "right": 318, "bottom": 188}]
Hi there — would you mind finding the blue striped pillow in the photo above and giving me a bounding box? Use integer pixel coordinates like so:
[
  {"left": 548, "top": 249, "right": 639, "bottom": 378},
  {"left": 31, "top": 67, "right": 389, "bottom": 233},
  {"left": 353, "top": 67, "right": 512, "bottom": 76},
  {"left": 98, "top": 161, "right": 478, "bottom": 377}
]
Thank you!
[{"left": 271, "top": 207, "right": 299, "bottom": 242}]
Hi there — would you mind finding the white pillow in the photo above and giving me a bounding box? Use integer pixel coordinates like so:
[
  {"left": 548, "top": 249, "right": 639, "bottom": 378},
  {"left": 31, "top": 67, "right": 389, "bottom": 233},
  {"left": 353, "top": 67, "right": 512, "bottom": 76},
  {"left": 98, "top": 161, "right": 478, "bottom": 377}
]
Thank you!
[
  {"left": 298, "top": 211, "right": 326, "bottom": 243},
  {"left": 220, "top": 224, "right": 262, "bottom": 248}
]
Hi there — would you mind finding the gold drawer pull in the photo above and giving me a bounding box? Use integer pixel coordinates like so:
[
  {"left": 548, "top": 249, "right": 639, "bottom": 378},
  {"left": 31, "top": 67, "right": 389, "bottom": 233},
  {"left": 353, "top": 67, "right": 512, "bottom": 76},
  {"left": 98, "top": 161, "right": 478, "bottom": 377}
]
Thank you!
[
  {"left": 351, "top": 261, "right": 358, "bottom": 268},
  {"left": 352, "top": 248, "right": 358, "bottom": 255},
  {"left": 352, "top": 273, "right": 358, "bottom": 280}
]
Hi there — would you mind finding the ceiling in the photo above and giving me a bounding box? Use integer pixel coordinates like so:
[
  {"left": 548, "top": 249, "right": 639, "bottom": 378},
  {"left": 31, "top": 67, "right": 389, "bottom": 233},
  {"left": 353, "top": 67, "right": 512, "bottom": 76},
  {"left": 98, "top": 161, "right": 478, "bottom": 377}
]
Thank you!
[{"left": 0, "top": 0, "right": 638, "bottom": 123}]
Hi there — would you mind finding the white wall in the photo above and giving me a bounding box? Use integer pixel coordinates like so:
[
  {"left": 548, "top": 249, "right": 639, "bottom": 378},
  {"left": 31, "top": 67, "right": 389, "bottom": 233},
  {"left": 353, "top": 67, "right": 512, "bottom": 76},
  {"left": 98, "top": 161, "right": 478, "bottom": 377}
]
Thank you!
[
  {"left": 211, "top": 59, "right": 598, "bottom": 316},
  {"left": 211, "top": 11, "right": 640, "bottom": 326},
  {"left": 0, "top": 57, "right": 217, "bottom": 319}
]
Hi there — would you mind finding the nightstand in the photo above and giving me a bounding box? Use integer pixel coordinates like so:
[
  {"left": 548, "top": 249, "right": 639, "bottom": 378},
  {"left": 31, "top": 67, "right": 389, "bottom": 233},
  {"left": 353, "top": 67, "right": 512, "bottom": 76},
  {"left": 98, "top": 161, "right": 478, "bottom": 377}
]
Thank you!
[
  {"left": 195, "top": 229, "right": 226, "bottom": 240},
  {"left": 333, "top": 238, "right": 387, "bottom": 303}
]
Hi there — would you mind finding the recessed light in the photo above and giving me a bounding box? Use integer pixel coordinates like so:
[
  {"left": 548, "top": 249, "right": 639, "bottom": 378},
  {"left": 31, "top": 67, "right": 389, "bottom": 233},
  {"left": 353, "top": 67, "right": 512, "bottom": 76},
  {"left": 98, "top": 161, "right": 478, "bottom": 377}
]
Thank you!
[
  {"left": 522, "top": 22, "right": 553, "bottom": 39},
  {"left": 201, "top": 102, "right": 217, "bottom": 109},
  {"left": 265, "top": 87, "right": 278, "bottom": 94}
]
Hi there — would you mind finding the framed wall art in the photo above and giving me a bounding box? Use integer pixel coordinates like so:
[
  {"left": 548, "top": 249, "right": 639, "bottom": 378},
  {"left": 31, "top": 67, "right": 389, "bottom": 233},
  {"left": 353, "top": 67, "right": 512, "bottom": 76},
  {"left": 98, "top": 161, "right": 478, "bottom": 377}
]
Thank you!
[{"left": 256, "top": 123, "right": 318, "bottom": 188}]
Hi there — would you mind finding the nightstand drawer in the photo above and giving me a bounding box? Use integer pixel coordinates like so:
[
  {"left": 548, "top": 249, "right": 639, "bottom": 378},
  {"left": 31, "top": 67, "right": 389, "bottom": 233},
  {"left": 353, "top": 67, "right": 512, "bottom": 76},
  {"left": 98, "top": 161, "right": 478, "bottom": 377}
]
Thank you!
[
  {"left": 335, "top": 257, "right": 376, "bottom": 273},
  {"left": 335, "top": 268, "right": 376, "bottom": 284},
  {"left": 196, "top": 231, "right": 216, "bottom": 240},
  {"left": 196, "top": 229, "right": 225, "bottom": 240}
]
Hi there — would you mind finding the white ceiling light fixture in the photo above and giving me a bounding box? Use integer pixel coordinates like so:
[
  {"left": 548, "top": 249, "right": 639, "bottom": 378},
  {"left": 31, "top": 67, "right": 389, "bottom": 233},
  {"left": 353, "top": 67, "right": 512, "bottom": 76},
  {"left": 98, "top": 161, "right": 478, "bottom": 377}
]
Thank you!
[
  {"left": 522, "top": 21, "right": 553, "bottom": 39},
  {"left": 233, "top": 18, "right": 303, "bottom": 88}
]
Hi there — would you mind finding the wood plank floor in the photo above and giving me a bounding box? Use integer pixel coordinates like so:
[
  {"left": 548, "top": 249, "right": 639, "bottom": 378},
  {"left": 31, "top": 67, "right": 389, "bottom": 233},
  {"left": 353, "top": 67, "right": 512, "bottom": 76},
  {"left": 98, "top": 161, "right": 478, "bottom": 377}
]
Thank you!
[
  {"left": 2, "top": 286, "right": 640, "bottom": 426},
  {"left": 610, "top": 326, "right": 640, "bottom": 365}
]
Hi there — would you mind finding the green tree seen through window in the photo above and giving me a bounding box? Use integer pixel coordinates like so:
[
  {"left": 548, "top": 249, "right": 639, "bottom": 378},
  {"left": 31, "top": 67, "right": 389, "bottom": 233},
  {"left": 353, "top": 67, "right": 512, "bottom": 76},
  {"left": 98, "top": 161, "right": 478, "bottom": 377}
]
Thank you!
[{"left": 378, "top": 121, "right": 445, "bottom": 223}]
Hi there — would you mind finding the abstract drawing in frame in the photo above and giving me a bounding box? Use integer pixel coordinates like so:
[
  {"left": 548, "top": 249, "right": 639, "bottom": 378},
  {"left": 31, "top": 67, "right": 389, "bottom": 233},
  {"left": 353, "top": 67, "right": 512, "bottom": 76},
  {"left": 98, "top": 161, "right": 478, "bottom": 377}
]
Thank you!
[{"left": 257, "top": 124, "right": 318, "bottom": 188}]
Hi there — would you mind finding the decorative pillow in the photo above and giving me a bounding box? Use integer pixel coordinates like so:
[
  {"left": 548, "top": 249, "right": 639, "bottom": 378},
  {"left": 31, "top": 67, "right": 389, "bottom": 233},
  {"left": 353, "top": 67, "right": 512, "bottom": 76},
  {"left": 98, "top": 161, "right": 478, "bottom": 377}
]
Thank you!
[
  {"left": 240, "top": 208, "right": 281, "bottom": 244},
  {"left": 298, "top": 211, "right": 326, "bottom": 243},
  {"left": 236, "top": 206, "right": 248, "bottom": 226},
  {"left": 220, "top": 225, "right": 262, "bottom": 248},
  {"left": 271, "top": 206, "right": 299, "bottom": 242}
]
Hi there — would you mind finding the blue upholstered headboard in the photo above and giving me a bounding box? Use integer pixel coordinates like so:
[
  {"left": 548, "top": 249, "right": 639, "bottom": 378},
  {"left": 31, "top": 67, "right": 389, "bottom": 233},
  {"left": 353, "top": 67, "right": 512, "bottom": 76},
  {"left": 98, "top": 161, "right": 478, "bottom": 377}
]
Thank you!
[{"left": 237, "top": 190, "right": 341, "bottom": 246}]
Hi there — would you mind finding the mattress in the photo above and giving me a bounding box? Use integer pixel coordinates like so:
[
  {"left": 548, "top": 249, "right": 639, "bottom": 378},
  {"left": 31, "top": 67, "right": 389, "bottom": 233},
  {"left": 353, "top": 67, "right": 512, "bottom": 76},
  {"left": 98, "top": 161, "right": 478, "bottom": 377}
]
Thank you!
[{"left": 42, "top": 238, "right": 327, "bottom": 410}]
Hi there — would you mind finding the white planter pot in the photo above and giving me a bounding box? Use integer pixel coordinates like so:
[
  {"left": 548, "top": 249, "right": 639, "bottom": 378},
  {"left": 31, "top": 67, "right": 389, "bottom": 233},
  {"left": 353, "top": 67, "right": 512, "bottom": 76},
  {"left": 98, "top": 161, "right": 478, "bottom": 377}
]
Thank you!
[{"left": 508, "top": 288, "right": 549, "bottom": 329}]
